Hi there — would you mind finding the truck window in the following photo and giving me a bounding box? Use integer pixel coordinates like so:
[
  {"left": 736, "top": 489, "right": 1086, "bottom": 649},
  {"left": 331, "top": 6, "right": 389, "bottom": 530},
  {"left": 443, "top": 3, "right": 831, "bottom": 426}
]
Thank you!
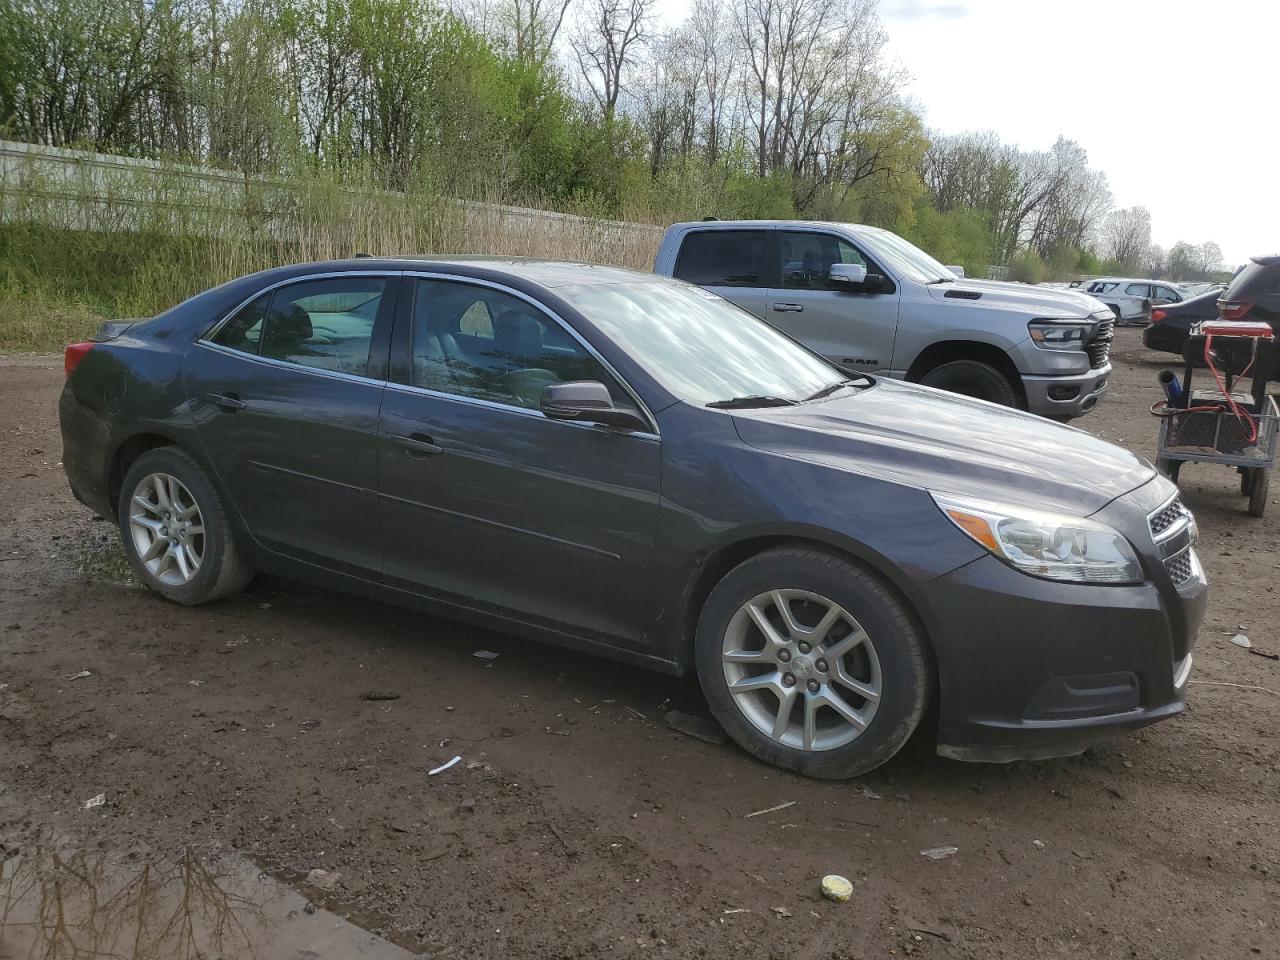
[
  {"left": 673, "top": 230, "right": 769, "bottom": 287},
  {"left": 1124, "top": 283, "right": 1151, "bottom": 297},
  {"left": 779, "top": 232, "right": 868, "bottom": 290}
]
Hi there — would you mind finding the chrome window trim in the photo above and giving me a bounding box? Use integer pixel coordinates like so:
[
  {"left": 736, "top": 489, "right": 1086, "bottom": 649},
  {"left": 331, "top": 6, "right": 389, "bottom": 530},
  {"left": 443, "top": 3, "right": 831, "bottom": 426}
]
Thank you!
[
  {"left": 382, "top": 381, "right": 659, "bottom": 442},
  {"left": 401, "top": 270, "right": 661, "bottom": 436},
  {"left": 193, "top": 339, "right": 388, "bottom": 387},
  {"left": 200, "top": 269, "right": 400, "bottom": 345}
]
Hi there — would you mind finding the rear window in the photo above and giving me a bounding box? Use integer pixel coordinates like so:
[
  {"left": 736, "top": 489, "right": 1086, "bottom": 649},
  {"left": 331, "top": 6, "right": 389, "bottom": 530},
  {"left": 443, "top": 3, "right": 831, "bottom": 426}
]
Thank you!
[
  {"left": 1226, "top": 259, "right": 1280, "bottom": 300},
  {"left": 673, "top": 230, "right": 769, "bottom": 287}
]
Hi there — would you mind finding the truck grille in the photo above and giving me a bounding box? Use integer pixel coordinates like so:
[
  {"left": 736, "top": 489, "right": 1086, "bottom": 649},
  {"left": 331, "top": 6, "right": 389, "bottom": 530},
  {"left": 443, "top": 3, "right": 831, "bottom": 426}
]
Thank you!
[{"left": 1086, "top": 319, "right": 1114, "bottom": 369}]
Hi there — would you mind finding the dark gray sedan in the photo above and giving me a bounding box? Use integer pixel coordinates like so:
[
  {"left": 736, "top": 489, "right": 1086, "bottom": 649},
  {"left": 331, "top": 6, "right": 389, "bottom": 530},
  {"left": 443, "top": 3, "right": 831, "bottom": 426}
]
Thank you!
[{"left": 59, "top": 258, "right": 1207, "bottom": 778}]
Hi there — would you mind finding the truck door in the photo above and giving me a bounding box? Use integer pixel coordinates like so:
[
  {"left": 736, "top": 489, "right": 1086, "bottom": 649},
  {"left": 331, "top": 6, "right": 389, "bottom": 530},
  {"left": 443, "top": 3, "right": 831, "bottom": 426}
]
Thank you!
[
  {"left": 669, "top": 228, "right": 772, "bottom": 319},
  {"left": 768, "top": 230, "right": 901, "bottom": 374}
]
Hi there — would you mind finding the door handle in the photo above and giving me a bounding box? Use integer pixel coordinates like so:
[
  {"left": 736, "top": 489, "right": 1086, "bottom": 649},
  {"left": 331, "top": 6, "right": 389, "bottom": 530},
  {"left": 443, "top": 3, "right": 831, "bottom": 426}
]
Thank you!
[
  {"left": 391, "top": 433, "right": 444, "bottom": 457},
  {"left": 773, "top": 303, "right": 804, "bottom": 313},
  {"left": 205, "top": 391, "right": 247, "bottom": 411}
]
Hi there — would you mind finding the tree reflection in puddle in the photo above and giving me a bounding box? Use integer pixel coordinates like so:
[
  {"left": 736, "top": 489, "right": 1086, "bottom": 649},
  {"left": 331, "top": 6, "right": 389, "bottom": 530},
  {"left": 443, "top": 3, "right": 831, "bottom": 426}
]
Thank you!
[{"left": 0, "top": 841, "right": 413, "bottom": 959}]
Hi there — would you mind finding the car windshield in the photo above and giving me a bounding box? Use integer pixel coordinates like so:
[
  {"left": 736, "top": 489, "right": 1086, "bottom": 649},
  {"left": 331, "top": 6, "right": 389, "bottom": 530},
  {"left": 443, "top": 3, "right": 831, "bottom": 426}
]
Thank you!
[
  {"left": 856, "top": 227, "right": 955, "bottom": 284},
  {"left": 557, "top": 280, "right": 848, "bottom": 406}
]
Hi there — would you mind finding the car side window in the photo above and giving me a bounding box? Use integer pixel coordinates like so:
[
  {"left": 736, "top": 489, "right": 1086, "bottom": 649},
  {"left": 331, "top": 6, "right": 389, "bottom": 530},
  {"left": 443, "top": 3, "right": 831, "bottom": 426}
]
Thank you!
[
  {"left": 211, "top": 293, "right": 270, "bottom": 353},
  {"left": 1154, "top": 285, "right": 1178, "bottom": 301},
  {"left": 673, "top": 230, "right": 769, "bottom": 287},
  {"left": 1125, "top": 283, "right": 1150, "bottom": 297},
  {"left": 257, "top": 277, "right": 387, "bottom": 376},
  {"left": 779, "top": 232, "right": 868, "bottom": 290},
  {"left": 411, "top": 280, "right": 626, "bottom": 411}
]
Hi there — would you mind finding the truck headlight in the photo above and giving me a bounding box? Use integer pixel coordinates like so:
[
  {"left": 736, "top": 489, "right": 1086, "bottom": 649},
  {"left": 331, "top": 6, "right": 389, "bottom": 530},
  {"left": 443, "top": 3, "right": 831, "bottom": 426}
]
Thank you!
[
  {"left": 1028, "top": 321, "right": 1091, "bottom": 350},
  {"left": 932, "top": 493, "right": 1143, "bottom": 584}
]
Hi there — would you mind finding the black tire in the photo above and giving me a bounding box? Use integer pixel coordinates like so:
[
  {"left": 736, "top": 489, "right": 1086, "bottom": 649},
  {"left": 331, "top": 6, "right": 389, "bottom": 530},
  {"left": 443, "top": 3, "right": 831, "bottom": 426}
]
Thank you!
[
  {"left": 117, "top": 446, "right": 254, "bottom": 605},
  {"left": 1248, "top": 468, "right": 1269, "bottom": 518},
  {"left": 1240, "top": 467, "right": 1253, "bottom": 497},
  {"left": 1157, "top": 458, "right": 1181, "bottom": 484},
  {"left": 694, "top": 547, "right": 930, "bottom": 780},
  {"left": 919, "top": 360, "right": 1020, "bottom": 408}
]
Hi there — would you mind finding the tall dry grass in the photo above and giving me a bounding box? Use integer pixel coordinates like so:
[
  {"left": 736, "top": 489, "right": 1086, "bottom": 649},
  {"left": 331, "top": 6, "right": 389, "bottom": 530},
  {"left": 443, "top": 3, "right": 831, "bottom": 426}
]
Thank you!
[{"left": 0, "top": 146, "right": 662, "bottom": 352}]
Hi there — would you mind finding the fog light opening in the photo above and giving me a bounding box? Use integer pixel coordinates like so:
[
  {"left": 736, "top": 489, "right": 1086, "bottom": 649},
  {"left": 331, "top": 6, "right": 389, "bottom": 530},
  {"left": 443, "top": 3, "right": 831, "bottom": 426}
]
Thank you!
[{"left": 1048, "top": 384, "right": 1081, "bottom": 401}]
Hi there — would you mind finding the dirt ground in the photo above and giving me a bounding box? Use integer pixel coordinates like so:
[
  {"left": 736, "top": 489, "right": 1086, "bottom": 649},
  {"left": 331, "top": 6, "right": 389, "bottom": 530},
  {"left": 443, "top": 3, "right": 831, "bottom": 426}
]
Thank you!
[{"left": 1, "top": 329, "right": 1277, "bottom": 959}]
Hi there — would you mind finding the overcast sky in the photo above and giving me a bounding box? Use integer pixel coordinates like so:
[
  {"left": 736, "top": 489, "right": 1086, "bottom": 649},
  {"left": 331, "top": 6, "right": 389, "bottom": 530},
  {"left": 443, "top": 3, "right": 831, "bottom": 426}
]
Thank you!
[{"left": 652, "top": 0, "right": 1274, "bottom": 267}]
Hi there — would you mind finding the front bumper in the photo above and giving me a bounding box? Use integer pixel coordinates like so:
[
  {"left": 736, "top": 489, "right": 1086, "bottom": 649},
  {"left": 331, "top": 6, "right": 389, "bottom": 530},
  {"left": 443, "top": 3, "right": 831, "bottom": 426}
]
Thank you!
[
  {"left": 922, "top": 549, "right": 1207, "bottom": 764},
  {"left": 1021, "top": 363, "right": 1111, "bottom": 418}
]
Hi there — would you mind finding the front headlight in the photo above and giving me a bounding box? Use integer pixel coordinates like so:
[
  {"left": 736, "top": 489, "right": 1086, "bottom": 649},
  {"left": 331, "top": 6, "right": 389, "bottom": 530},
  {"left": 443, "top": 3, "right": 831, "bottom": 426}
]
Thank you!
[
  {"left": 1028, "top": 321, "right": 1091, "bottom": 350},
  {"left": 932, "top": 493, "right": 1143, "bottom": 584}
]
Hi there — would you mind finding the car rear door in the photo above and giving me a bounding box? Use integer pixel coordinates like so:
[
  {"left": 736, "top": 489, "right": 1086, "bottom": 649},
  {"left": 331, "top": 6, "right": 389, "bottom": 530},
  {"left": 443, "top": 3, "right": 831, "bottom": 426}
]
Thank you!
[
  {"left": 768, "top": 229, "right": 901, "bottom": 374},
  {"left": 185, "top": 272, "right": 398, "bottom": 575},
  {"left": 670, "top": 228, "right": 773, "bottom": 319},
  {"left": 375, "top": 274, "right": 662, "bottom": 649}
]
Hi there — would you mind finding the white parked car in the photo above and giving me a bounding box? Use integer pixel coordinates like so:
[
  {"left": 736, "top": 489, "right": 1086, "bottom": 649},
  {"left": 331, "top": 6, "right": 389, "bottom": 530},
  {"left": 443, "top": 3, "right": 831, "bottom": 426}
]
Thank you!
[{"left": 1082, "top": 278, "right": 1186, "bottom": 326}]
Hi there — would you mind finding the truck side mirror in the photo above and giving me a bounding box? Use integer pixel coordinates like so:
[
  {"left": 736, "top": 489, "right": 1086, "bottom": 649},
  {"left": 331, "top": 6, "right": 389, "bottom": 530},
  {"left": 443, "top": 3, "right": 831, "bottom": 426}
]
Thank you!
[{"left": 828, "top": 263, "right": 868, "bottom": 286}]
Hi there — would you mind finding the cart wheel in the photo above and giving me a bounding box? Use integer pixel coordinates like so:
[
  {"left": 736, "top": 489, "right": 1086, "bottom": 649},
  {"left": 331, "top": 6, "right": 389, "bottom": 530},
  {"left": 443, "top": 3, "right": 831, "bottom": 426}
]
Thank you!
[
  {"left": 1248, "top": 469, "right": 1269, "bottom": 517},
  {"left": 1157, "top": 459, "right": 1181, "bottom": 484},
  {"left": 1241, "top": 468, "right": 1254, "bottom": 497}
]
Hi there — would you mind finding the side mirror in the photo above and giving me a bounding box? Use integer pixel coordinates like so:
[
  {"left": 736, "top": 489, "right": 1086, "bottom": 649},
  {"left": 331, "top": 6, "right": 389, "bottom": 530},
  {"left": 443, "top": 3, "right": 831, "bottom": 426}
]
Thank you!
[
  {"left": 828, "top": 263, "right": 868, "bottom": 286},
  {"left": 540, "top": 381, "right": 647, "bottom": 430}
]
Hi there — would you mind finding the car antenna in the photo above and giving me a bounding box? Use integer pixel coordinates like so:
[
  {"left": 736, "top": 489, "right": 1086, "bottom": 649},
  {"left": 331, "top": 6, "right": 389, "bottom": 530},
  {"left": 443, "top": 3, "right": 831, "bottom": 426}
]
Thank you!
[
  {"left": 701, "top": 216, "right": 720, "bottom": 222},
  {"left": 354, "top": 251, "right": 374, "bottom": 258}
]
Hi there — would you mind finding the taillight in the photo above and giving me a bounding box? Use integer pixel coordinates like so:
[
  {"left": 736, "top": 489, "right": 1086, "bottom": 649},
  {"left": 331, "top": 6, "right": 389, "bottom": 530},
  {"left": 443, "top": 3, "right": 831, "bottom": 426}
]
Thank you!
[
  {"left": 64, "top": 342, "right": 94, "bottom": 377},
  {"left": 1218, "top": 300, "right": 1253, "bottom": 321},
  {"left": 1151, "top": 309, "right": 1167, "bottom": 323}
]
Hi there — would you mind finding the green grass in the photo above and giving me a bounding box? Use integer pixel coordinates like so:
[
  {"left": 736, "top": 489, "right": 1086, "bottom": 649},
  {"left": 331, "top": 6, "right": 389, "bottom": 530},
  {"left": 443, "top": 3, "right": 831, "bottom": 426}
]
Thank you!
[{"left": 0, "top": 163, "right": 660, "bottom": 352}]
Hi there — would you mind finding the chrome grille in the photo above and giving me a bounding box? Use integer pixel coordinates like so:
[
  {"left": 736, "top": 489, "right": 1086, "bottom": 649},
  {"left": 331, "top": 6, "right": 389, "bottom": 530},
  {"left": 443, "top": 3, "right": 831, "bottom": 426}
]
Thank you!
[
  {"left": 1149, "top": 498, "right": 1188, "bottom": 538},
  {"left": 1148, "top": 496, "right": 1197, "bottom": 586},
  {"left": 1086, "top": 318, "right": 1114, "bottom": 369},
  {"left": 1165, "top": 550, "right": 1194, "bottom": 585}
]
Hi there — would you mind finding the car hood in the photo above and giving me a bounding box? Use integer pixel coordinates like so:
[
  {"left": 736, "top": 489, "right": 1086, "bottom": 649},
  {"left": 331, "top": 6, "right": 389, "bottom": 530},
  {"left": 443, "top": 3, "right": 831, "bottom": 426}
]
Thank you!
[
  {"left": 926, "top": 279, "right": 1108, "bottom": 319},
  {"left": 731, "top": 378, "right": 1155, "bottom": 516}
]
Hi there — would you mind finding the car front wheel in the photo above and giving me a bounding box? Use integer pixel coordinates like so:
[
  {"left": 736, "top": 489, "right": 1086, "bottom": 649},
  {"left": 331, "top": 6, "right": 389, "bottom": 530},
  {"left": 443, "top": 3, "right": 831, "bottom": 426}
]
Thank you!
[
  {"left": 117, "top": 446, "right": 253, "bottom": 605},
  {"left": 695, "top": 547, "right": 930, "bottom": 779}
]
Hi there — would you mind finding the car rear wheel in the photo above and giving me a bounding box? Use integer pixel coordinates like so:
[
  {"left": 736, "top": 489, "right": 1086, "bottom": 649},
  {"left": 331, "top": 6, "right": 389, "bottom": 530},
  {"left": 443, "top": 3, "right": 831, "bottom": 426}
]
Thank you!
[
  {"left": 118, "top": 447, "right": 253, "bottom": 605},
  {"left": 920, "top": 359, "right": 1020, "bottom": 408},
  {"left": 695, "top": 547, "right": 930, "bottom": 779}
]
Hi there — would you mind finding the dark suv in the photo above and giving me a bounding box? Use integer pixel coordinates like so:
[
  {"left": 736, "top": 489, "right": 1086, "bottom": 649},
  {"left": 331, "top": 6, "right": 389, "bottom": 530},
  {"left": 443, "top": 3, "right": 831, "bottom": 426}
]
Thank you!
[{"left": 1218, "top": 255, "right": 1280, "bottom": 326}]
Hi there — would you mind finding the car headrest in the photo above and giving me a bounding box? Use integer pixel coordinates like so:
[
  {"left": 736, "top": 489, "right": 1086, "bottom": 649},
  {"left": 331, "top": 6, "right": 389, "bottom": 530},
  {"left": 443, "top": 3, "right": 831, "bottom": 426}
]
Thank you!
[
  {"left": 493, "top": 307, "right": 544, "bottom": 360},
  {"left": 269, "top": 304, "right": 313, "bottom": 343}
]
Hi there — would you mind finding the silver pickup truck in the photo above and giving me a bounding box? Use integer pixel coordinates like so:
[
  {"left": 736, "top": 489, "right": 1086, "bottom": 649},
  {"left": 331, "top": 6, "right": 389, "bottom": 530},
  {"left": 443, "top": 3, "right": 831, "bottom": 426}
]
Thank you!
[{"left": 653, "top": 220, "right": 1115, "bottom": 419}]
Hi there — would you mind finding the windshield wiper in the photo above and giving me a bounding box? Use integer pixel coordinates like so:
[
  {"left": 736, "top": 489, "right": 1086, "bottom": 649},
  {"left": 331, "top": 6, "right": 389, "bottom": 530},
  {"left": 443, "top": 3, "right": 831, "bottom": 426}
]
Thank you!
[
  {"left": 706, "top": 395, "right": 798, "bottom": 409},
  {"left": 927, "top": 276, "right": 957, "bottom": 284},
  {"left": 801, "top": 379, "right": 859, "bottom": 402}
]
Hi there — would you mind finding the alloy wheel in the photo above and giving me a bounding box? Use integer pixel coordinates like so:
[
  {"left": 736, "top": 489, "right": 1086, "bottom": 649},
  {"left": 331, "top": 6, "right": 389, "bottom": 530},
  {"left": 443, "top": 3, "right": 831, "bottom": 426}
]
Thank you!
[
  {"left": 721, "top": 589, "right": 881, "bottom": 751},
  {"left": 128, "top": 472, "right": 205, "bottom": 586}
]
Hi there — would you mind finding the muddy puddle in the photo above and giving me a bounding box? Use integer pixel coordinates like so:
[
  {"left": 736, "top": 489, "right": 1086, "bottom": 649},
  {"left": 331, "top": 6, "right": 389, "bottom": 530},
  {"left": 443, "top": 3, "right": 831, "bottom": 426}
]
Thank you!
[{"left": 0, "top": 839, "right": 416, "bottom": 959}]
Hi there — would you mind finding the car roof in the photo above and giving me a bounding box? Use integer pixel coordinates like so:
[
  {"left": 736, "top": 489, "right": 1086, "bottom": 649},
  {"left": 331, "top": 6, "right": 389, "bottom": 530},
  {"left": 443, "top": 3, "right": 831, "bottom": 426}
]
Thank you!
[{"left": 280, "top": 256, "right": 661, "bottom": 289}]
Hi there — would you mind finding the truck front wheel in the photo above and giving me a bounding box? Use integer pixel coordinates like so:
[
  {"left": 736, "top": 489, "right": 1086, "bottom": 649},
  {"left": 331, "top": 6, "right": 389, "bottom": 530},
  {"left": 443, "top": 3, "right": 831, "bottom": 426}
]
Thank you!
[{"left": 919, "top": 360, "right": 1020, "bottom": 408}]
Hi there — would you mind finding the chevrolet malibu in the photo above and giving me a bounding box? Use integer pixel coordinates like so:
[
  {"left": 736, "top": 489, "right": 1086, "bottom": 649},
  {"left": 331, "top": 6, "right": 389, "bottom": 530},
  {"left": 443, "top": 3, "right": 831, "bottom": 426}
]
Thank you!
[{"left": 59, "top": 259, "right": 1207, "bottom": 778}]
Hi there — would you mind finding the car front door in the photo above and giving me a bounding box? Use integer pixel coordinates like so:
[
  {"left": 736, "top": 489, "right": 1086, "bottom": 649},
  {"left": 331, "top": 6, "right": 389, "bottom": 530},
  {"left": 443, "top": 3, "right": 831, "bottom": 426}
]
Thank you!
[
  {"left": 376, "top": 275, "right": 662, "bottom": 649},
  {"left": 185, "top": 273, "right": 397, "bottom": 575},
  {"left": 671, "top": 228, "right": 772, "bottom": 319},
  {"left": 768, "top": 230, "right": 901, "bottom": 374}
]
